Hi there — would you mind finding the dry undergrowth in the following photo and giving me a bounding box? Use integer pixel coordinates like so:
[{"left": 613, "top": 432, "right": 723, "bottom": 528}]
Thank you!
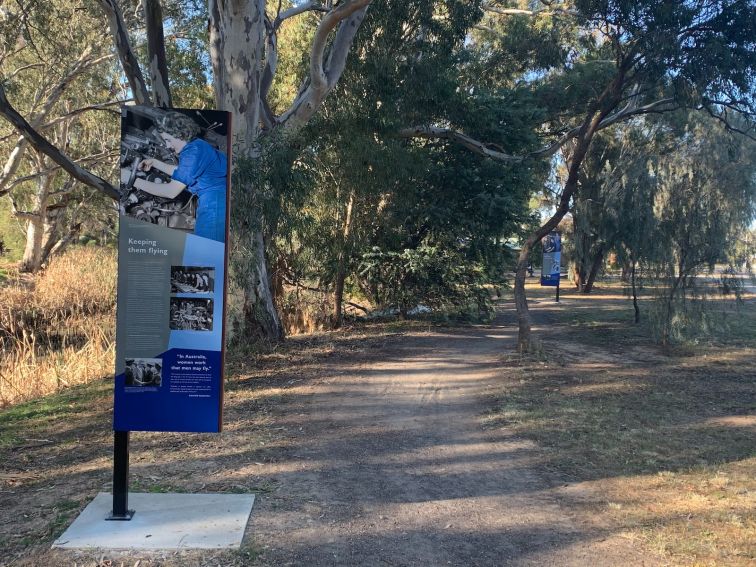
[{"left": 0, "top": 248, "right": 116, "bottom": 407}]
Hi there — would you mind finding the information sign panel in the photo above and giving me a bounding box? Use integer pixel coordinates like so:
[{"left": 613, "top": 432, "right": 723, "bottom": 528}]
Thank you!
[
  {"left": 113, "top": 106, "right": 231, "bottom": 432},
  {"left": 540, "top": 232, "right": 561, "bottom": 287}
]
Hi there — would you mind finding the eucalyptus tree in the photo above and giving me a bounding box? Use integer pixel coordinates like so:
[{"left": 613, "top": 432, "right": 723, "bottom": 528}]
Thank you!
[
  {"left": 568, "top": 131, "right": 624, "bottom": 293},
  {"left": 0, "top": 0, "right": 373, "bottom": 341},
  {"left": 404, "top": 0, "right": 756, "bottom": 352},
  {"left": 258, "top": 0, "right": 539, "bottom": 326},
  {"left": 0, "top": 0, "right": 120, "bottom": 271}
]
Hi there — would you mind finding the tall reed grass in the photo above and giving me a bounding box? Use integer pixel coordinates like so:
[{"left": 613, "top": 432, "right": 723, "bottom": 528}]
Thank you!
[{"left": 0, "top": 247, "right": 116, "bottom": 407}]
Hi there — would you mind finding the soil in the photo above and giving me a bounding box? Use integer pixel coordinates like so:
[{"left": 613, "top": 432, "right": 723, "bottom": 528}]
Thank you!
[
  {"left": 243, "top": 320, "right": 657, "bottom": 567},
  {"left": 0, "top": 289, "right": 689, "bottom": 566}
]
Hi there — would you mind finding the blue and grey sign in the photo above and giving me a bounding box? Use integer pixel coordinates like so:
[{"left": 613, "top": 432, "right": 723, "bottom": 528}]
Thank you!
[
  {"left": 113, "top": 106, "right": 230, "bottom": 432},
  {"left": 540, "top": 232, "right": 561, "bottom": 287}
]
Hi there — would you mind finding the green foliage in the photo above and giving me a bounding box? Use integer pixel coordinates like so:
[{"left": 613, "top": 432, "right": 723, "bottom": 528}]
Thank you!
[
  {"left": 359, "top": 245, "right": 492, "bottom": 318},
  {"left": 120, "top": 0, "right": 213, "bottom": 106},
  {"left": 0, "top": 0, "right": 121, "bottom": 269},
  {"left": 158, "top": 0, "right": 214, "bottom": 107},
  {"left": 0, "top": 198, "right": 24, "bottom": 263},
  {"left": 254, "top": 1, "right": 542, "bottom": 326},
  {"left": 267, "top": 1, "right": 318, "bottom": 114},
  {"left": 575, "top": 0, "right": 756, "bottom": 107},
  {"left": 468, "top": 3, "right": 578, "bottom": 88},
  {"left": 610, "top": 111, "right": 756, "bottom": 342}
]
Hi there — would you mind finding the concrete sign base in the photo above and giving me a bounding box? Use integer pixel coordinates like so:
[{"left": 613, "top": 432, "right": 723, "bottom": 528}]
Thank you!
[{"left": 53, "top": 492, "right": 255, "bottom": 550}]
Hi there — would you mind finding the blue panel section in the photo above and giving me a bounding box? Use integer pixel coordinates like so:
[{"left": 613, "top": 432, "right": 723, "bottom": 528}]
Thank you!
[
  {"left": 114, "top": 348, "right": 222, "bottom": 432},
  {"left": 541, "top": 273, "right": 560, "bottom": 287},
  {"left": 168, "top": 234, "right": 225, "bottom": 351}
]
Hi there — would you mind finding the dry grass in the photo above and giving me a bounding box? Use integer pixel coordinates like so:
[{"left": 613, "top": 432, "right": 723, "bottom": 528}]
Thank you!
[
  {"left": 0, "top": 247, "right": 116, "bottom": 407},
  {"left": 492, "top": 284, "right": 756, "bottom": 566},
  {"left": 278, "top": 286, "right": 335, "bottom": 335},
  {"left": 604, "top": 461, "right": 756, "bottom": 565}
]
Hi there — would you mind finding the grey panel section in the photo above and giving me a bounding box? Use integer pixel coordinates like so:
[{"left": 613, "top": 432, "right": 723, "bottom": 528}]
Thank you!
[{"left": 115, "top": 218, "right": 187, "bottom": 375}]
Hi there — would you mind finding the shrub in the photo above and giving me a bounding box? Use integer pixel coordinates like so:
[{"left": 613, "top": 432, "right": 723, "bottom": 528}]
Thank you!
[{"left": 358, "top": 245, "right": 492, "bottom": 319}]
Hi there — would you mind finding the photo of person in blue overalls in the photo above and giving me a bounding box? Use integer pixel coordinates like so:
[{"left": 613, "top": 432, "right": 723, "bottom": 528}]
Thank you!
[{"left": 122, "top": 111, "right": 227, "bottom": 243}]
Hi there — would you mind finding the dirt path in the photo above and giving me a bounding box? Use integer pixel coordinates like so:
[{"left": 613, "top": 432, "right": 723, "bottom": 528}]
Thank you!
[
  {"left": 246, "top": 315, "right": 655, "bottom": 566},
  {"left": 3, "top": 284, "right": 753, "bottom": 565},
  {"left": 2, "top": 293, "right": 677, "bottom": 566}
]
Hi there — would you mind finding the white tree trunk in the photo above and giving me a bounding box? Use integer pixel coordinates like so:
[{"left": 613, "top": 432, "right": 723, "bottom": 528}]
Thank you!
[
  {"left": 209, "top": 0, "right": 284, "bottom": 341},
  {"left": 21, "top": 215, "right": 45, "bottom": 272}
]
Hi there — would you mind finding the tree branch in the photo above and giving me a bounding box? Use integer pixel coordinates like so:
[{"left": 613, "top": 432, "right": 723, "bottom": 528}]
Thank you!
[
  {"left": 481, "top": 2, "right": 579, "bottom": 18},
  {"left": 279, "top": 273, "right": 370, "bottom": 313},
  {"left": 33, "top": 51, "right": 114, "bottom": 126},
  {"left": 6, "top": 62, "right": 45, "bottom": 81},
  {"left": 399, "top": 126, "right": 524, "bottom": 162},
  {"left": 0, "top": 84, "right": 119, "bottom": 200},
  {"left": 474, "top": 24, "right": 505, "bottom": 38},
  {"left": 0, "top": 50, "right": 113, "bottom": 196},
  {"left": 0, "top": 143, "right": 27, "bottom": 198},
  {"left": 5, "top": 149, "right": 119, "bottom": 191},
  {"left": 97, "top": 0, "right": 151, "bottom": 105},
  {"left": 0, "top": 100, "right": 126, "bottom": 144},
  {"left": 699, "top": 104, "right": 756, "bottom": 142},
  {"left": 143, "top": 0, "right": 172, "bottom": 108},
  {"left": 400, "top": 97, "right": 680, "bottom": 164},
  {"left": 273, "top": 1, "right": 330, "bottom": 30},
  {"left": 10, "top": 209, "right": 39, "bottom": 222},
  {"left": 278, "top": 0, "right": 372, "bottom": 131}
]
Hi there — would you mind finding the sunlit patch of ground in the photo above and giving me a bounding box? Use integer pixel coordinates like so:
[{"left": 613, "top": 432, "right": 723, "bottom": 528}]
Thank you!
[
  {"left": 491, "top": 287, "right": 755, "bottom": 566},
  {"left": 599, "top": 461, "right": 756, "bottom": 566}
]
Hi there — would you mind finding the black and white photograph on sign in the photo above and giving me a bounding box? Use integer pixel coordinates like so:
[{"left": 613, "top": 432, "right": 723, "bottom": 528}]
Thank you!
[
  {"left": 124, "top": 358, "right": 162, "bottom": 387},
  {"left": 170, "top": 298, "right": 214, "bottom": 331},
  {"left": 171, "top": 266, "right": 215, "bottom": 293},
  {"left": 119, "top": 106, "right": 229, "bottom": 242}
]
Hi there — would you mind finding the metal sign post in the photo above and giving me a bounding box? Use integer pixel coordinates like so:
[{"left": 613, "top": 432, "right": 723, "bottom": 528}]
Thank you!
[
  {"left": 108, "top": 107, "right": 232, "bottom": 521},
  {"left": 106, "top": 431, "right": 134, "bottom": 520}
]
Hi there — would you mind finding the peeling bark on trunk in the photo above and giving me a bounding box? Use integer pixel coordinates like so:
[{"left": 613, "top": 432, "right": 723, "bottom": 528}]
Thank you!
[
  {"left": 19, "top": 171, "right": 51, "bottom": 272},
  {"left": 17, "top": 174, "right": 75, "bottom": 272},
  {"left": 209, "top": 0, "right": 284, "bottom": 342},
  {"left": 241, "top": 231, "right": 284, "bottom": 341},
  {"left": 20, "top": 215, "right": 45, "bottom": 272},
  {"left": 572, "top": 264, "right": 585, "bottom": 291}
]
